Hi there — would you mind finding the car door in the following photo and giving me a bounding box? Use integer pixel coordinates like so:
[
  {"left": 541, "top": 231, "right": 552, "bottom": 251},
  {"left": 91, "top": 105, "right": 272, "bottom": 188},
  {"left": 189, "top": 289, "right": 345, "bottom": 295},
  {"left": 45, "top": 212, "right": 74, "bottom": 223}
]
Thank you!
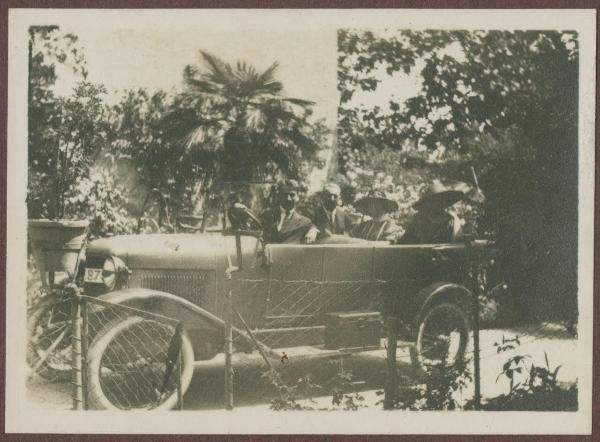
[
  {"left": 265, "top": 244, "right": 325, "bottom": 326},
  {"left": 321, "top": 244, "right": 376, "bottom": 314}
]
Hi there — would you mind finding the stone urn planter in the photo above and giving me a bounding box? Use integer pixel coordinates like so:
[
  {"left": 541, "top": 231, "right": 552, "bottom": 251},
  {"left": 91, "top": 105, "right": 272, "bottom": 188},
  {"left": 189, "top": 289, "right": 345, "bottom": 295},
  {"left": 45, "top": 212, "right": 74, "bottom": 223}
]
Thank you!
[{"left": 28, "top": 219, "right": 89, "bottom": 286}]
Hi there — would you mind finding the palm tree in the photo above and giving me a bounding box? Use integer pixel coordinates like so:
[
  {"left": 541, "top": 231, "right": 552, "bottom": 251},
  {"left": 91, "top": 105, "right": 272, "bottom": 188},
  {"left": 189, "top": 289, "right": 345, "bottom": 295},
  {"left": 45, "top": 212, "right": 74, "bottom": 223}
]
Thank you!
[{"left": 169, "top": 51, "right": 320, "bottom": 184}]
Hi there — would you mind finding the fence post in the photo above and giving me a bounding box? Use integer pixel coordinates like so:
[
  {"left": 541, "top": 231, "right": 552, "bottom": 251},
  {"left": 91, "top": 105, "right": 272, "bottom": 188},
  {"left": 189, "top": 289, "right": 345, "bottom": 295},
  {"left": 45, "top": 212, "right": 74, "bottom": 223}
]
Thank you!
[
  {"left": 383, "top": 316, "right": 398, "bottom": 409},
  {"left": 80, "top": 296, "right": 89, "bottom": 410},
  {"left": 177, "top": 328, "right": 183, "bottom": 410},
  {"left": 465, "top": 237, "right": 481, "bottom": 409},
  {"left": 224, "top": 273, "right": 234, "bottom": 410},
  {"left": 70, "top": 291, "right": 83, "bottom": 410}
]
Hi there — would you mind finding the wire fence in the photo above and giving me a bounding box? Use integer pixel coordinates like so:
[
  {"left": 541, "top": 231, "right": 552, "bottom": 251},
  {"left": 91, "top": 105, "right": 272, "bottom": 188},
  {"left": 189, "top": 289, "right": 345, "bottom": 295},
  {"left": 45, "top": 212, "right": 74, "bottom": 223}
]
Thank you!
[{"left": 72, "top": 295, "right": 185, "bottom": 411}]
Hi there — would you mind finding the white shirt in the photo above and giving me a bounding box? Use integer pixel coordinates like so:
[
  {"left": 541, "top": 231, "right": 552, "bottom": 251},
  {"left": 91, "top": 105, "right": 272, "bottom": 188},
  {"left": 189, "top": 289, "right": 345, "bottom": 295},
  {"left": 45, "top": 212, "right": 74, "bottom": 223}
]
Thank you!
[{"left": 277, "top": 207, "right": 295, "bottom": 232}]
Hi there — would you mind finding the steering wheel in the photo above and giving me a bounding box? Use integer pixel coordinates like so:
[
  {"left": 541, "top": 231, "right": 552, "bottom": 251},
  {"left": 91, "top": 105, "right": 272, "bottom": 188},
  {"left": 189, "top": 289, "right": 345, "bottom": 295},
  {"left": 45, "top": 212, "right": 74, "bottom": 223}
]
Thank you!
[
  {"left": 228, "top": 203, "right": 263, "bottom": 232},
  {"left": 137, "top": 189, "right": 174, "bottom": 233}
]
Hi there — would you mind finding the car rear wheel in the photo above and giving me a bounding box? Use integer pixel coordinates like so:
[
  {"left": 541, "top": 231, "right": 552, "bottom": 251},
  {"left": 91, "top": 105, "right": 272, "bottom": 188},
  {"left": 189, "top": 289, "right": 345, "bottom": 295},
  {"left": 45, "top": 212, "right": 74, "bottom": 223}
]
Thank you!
[
  {"left": 86, "top": 316, "right": 194, "bottom": 410},
  {"left": 27, "top": 293, "right": 72, "bottom": 382},
  {"left": 411, "top": 302, "right": 470, "bottom": 368}
]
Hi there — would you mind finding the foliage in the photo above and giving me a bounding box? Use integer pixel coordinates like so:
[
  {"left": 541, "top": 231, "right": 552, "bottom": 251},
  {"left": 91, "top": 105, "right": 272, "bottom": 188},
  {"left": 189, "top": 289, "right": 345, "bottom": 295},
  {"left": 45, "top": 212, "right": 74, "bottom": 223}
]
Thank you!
[
  {"left": 338, "top": 29, "right": 578, "bottom": 323},
  {"left": 28, "top": 28, "right": 329, "bottom": 236},
  {"left": 480, "top": 338, "right": 577, "bottom": 411},
  {"left": 264, "top": 369, "right": 306, "bottom": 411},
  {"left": 392, "top": 359, "right": 472, "bottom": 410},
  {"left": 27, "top": 27, "right": 104, "bottom": 220},
  {"left": 26, "top": 257, "right": 46, "bottom": 310},
  {"left": 102, "top": 52, "right": 330, "bottom": 226},
  {"left": 160, "top": 52, "right": 327, "bottom": 211},
  {"left": 63, "top": 169, "right": 136, "bottom": 239},
  {"left": 265, "top": 366, "right": 366, "bottom": 411},
  {"left": 107, "top": 89, "right": 203, "bottom": 217}
]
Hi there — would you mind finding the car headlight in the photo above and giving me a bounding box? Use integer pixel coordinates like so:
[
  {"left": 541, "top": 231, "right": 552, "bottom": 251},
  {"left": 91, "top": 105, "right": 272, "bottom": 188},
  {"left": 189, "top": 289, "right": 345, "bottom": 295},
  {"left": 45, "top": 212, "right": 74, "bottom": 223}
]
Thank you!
[{"left": 102, "top": 256, "right": 127, "bottom": 290}]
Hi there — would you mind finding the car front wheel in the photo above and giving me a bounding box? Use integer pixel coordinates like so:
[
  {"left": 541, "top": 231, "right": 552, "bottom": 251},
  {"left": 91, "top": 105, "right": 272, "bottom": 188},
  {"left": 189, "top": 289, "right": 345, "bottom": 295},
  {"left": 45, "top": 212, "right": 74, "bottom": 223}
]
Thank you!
[{"left": 86, "top": 316, "right": 195, "bottom": 410}]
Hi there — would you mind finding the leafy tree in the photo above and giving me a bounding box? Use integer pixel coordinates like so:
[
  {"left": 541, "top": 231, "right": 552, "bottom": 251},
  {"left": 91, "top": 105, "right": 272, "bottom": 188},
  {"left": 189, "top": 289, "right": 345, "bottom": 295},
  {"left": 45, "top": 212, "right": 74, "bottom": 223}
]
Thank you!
[
  {"left": 171, "top": 53, "right": 323, "bottom": 199},
  {"left": 107, "top": 53, "right": 329, "bottom": 224},
  {"left": 64, "top": 168, "right": 136, "bottom": 238},
  {"left": 27, "top": 26, "right": 108, "bottom": 219},
  {"left": 108, "top": 89, "right": 200, "bottom": 215},
  {"left": 338, "top": 30, "right": 578, "bottom": 323}
]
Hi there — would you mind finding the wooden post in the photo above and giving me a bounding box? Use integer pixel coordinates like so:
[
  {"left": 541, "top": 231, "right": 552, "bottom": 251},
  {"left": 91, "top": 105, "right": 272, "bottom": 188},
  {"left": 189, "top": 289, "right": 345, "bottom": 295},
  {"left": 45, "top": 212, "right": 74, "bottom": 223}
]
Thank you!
[
  {"left": 177, "top": 330, "right": 183, "bottom": 410},
  {"left": 233, "top": 305, "right": 275, "bottom": 371},
  {"left": 383, "top": 316, "right": 398, "bottom": 409},
  {"left": 235, "top": 234, "right": 243, "bottom": 271},
  {"left": 70, "top": 294, "right": 83, "bottom": 410},
  {"left": 224, "top": 275, "right": 234, "bottom": 410},
  {"left": 465, "top": 237, "right": 481, "bottom": 409},
  {"left": 80, "top": 297, "right": 89, "bottom": 410}
]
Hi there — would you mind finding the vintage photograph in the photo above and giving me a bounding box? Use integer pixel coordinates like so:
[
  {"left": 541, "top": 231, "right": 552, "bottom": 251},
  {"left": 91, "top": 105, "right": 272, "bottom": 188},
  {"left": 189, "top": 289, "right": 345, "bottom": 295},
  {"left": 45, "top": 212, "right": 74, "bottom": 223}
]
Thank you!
[{"left": 6, "top": 8, "right": 595, "bottom": 434}]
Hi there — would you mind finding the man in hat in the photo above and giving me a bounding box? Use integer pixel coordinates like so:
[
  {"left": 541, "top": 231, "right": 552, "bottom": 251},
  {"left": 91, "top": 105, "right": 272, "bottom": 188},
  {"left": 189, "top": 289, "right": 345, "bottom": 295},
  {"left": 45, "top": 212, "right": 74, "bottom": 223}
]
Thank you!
[
  {"left": 350, "top": 189, "right": 401, "bottom": 242},
  {"left": 303, "top": 182, "right": 360, "bottom": 238},
  {"left": 260, "top": 179, "right": 317, "bottom": 244},
  {"left": 398, "top": 179, "right": 483, "bottom": 244}
]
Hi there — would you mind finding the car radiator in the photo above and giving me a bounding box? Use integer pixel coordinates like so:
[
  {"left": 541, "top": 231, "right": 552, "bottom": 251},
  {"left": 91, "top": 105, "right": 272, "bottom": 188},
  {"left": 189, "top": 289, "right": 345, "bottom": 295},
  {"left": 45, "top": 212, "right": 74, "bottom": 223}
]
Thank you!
[{"left": 128, "top": 269, "right": 215, "bottom": 309}]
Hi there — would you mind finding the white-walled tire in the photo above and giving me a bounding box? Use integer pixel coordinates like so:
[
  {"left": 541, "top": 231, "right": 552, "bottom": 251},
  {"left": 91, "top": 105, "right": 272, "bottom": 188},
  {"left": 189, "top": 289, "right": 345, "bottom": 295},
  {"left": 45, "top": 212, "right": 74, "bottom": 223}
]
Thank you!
[{"left": 86, "top": 316, "right": 194, "bottom": 410}]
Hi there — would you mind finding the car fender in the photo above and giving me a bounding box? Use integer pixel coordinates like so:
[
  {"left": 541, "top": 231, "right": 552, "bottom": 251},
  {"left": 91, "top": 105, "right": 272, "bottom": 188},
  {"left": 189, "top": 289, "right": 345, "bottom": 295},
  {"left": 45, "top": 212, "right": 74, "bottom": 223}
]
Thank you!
[
  {"left": 412, "top": 282, "right": 473, "bottom": 332},
  {"left": 95, "top": 287, "right": 225, "bottom": 331},
  {"left": 93, "top": 288, "right": 277, "bottom": 358}
]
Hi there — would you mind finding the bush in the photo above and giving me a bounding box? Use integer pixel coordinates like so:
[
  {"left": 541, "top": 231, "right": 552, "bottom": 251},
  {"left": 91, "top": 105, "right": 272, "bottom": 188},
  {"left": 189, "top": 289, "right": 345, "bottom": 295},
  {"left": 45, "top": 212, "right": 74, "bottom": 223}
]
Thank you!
[
  {"left": 482, "top": 345, "right": 577, "bottom": 411},
  {"left": 393, "top": 359, "right": 473, "bottom": 410},
  {"left": 63, "top": 169, "right": 136, "bottom": 239}
]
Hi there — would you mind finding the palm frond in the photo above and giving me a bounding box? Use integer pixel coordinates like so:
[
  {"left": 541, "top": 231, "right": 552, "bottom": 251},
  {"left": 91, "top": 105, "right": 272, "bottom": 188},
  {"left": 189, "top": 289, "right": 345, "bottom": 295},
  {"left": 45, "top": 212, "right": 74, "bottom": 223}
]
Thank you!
[
  {"left": 281, "top": 97, "right": 315, "bottom": 107},
  {"left": 184, "top": 77, "right": 223, "bottom": 96},
  {"left": 199, "top": 51, "right": 236, "bottom": 87},
  {"left": 243, "top": 107, "right": 267, "bottom": 131},
  {"left": 257, "top": 61, "right": 279, "bottom": 85},
  {"left": 282, "top": 127, "right": 320, "bottom": 153},
  {"left": 255, "top": 80, "right": 284, "bottom": 95},
  {"left": 235, "top": 60, "right": 259, "bottom": 83},
  {"left": 184, "top": 125, "right": 217, "bottom": 150}
]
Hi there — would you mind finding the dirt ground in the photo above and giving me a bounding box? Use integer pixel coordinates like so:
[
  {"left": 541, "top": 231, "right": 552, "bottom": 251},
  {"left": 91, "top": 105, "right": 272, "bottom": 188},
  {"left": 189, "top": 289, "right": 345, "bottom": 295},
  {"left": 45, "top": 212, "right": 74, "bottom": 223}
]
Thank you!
[{"left": 26, "top": 322, "right": 577, "bottom": 411}]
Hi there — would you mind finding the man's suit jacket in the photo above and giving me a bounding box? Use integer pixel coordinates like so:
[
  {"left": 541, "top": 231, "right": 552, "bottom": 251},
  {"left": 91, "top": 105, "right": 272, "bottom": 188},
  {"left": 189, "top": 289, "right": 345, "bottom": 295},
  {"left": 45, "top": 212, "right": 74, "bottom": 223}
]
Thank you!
[
  {"left": 261, "top": 209, "right": 313, "bottom": 243},
  {"left": 309, "top": 204, "right": 357, "bottom": 236}
]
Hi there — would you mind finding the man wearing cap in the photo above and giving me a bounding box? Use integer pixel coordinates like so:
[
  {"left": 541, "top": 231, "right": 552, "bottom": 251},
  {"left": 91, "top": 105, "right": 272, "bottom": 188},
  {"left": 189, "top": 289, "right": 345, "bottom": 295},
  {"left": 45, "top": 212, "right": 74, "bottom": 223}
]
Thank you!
[
  {"left": 350, "top": 189, "right": 401, "bottom": 242},
  {"left": 398, "top": 179, "right": 483, "bottom": 244},
  {"left": 261, "top": 179, "right": 317, "bottom": 244},
  {"left": 304, "top": 182, "right": 359, "bottom": 238}
]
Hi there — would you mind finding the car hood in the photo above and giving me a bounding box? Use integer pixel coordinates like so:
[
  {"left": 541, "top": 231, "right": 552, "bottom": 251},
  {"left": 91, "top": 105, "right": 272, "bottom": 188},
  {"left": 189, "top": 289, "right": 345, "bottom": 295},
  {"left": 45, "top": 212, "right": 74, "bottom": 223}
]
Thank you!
[{"left": 86, "top": 233, "right": 259, "bottom": 270}]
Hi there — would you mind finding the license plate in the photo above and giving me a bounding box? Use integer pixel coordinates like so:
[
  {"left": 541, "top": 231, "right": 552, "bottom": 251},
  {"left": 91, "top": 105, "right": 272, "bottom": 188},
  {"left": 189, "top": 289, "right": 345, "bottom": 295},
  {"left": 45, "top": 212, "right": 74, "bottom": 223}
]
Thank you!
[{"left": 84, "top": 268, "right": 103, "bottom": 283}]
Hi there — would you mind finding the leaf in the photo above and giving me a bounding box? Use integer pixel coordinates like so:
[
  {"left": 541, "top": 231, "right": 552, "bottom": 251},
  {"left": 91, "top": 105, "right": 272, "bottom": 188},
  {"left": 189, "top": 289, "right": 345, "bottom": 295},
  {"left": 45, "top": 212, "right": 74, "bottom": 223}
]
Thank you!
[{"left": 552, "top": 365, "right": 562, "bottom": 380}]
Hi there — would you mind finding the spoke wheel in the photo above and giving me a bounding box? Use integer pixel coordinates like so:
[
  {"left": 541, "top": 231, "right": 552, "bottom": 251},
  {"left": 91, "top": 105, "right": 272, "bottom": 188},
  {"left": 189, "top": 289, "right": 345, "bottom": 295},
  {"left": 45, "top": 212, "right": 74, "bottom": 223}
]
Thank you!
[
  {"left": 86, "top": 316, "right": 194, "bottom": 410},
  {"left": 411, "top": 302, "right": 470, "bottom": 368},
  {"left": 27, "top": 294, "right": 72, "bottom": 382}
]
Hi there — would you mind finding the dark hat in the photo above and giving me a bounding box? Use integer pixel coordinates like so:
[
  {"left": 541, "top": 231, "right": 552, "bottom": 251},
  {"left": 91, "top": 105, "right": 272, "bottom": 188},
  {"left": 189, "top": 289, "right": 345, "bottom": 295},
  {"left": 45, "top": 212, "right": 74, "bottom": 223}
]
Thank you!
[
  {"left": 354, "top": 189, "right": 399, "bottom": 214},
  {"left": 414, "top": 179, "right": 483, "bottom": 211},
  {"left": 277, "top": 179, "right": 302, "bottom": 193}
]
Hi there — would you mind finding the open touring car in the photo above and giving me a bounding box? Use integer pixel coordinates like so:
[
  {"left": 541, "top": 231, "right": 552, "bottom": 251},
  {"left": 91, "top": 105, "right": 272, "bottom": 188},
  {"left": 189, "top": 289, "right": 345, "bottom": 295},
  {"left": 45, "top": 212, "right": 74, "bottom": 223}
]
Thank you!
[{"left": 28, "top": 204, "right": 488, "bottom": 410}]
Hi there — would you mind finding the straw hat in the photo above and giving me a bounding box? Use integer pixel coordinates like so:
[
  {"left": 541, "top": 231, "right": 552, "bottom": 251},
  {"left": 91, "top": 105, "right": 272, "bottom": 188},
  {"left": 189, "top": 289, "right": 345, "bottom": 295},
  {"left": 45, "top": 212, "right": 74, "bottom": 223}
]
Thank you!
[{"left": 354, "top": 189, "right": 399, "bottom": 214}]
